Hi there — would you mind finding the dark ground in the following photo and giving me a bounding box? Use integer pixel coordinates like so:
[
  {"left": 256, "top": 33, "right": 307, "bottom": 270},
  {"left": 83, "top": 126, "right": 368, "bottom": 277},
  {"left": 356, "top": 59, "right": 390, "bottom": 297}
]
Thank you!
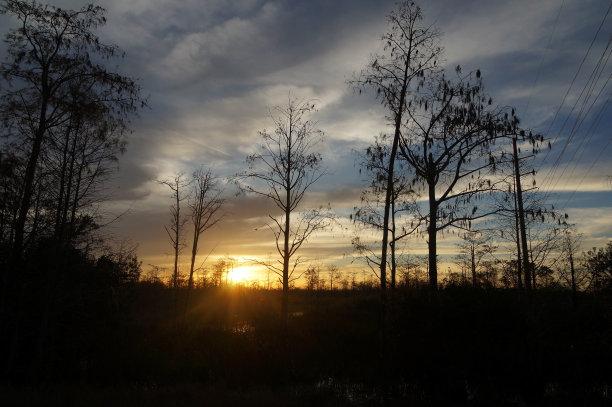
[{"left": 2, "top": 283, "right": 612, "bottom": 406}]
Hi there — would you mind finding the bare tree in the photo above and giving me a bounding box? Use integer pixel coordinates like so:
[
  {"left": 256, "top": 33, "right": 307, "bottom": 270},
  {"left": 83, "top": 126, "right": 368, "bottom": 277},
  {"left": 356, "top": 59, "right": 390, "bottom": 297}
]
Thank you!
[
  {"left": 562, "top": 225, "right": 581, "bottom": 295},
  {"left": 525, "top": 220, "right": 561, "bottom": 289},
  {"left": 398, "top": 69, "right": 518, "bottom": 290},
  {"left": 160, "top": 173, "right": 189, "bottom": 290},
  {"left": 145, "top": 264, "right": 166, "bottom": 285},
  {"left": 327, "top": 264, "right": 342, "bottom": 291},
  {"left": 353, "top": 134, "right": 419, "bottom": 292},
  {"left": 398, "top": 254, "right": 428, "bottom": 288},
  {"left": 304, "top": 265, "right": 321, "bottom": 291},
  {"left": 187, "top": 168, "right": 224, "bottom": 293},
  {"left": 494, "top": 155, "right": 559, "bottom": 291},
  {"left": 238, "top": 96, "right": 331, "bottom": 327},
  {"left": 351, "top": 0, "right": 441, "bottom": 302},
  {"left": 494, "top": 176, "right": 527, "bottom": 289},
  {"left": 45, "top": 84, "right": 129, "bottom": 248},
  {"left": 454, "top": 229, "right": 497, "bottom": 287},
  {"left": 211, "top": 258, "right": 226, "bottom": 287},
  {"left": 558, "top": 224, "right": 585, "bottom": 305}
]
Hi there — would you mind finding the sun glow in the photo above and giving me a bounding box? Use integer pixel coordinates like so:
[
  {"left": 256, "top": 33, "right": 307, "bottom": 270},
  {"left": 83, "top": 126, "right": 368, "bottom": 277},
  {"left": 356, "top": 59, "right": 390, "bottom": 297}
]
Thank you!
[{"left": 227, "top": 264, "right": 261, "bottom": 284}]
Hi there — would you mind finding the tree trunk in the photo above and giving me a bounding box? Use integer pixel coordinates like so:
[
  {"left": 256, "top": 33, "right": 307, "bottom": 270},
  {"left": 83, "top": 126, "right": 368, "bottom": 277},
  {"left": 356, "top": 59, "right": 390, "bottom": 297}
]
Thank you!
[
  {"left": 391, "top": 199, "right": 397, "bottom": 292},
  {"left": 185, "top": 227, "right": 200, "bottom": 314},
  {"left": 188, "top": 232, "right": 199, "bottom": 291},
  {"left": 282, "top": 132, "right": 292, "bottom": 330},
  {"left": 282, "top": 201, "right": 290, "bottom": 329},
  {"left": 428, "top": 220, "right": 438, "bottom": 290},
  {"left": 530, "top": 240, "right": 536, "bottom": 290},
  {"left": 69, "top": 156, "right": 85, "bottom": 242},
  {"left": 428, "top": 204, "right": 438, "bottom": 290},
  {"left": 12, "top": 73, "right": 50, "bottom": 262},
  {"left": 427, "top": 168, "right": 439, "bottom": 290},
  {"left": 173, "top": 190, "right": 180, "bottom": 289},
  {"left": 54, "top": 128, "right": 71, "bottom": 240},
  {"left": 471, "top": 245, "right": 476, "bottom": 287}
]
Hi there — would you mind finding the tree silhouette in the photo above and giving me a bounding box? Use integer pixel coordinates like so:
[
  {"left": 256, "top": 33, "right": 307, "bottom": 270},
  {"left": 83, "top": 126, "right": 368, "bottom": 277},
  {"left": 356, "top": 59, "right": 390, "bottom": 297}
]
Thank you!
[
  {"left": 558, "top": 224, "right": 584, "bottom": 305},
  {"left": 0, "top": 1, "right": 142, "bottom": 263},
  {"left": 327, "top": 264, "right": 341, "bottom": 291},
  {"left": 160, "top": 173, "right": 189, "bottom": 290},
  {"left": 211, "top": 258, "right": 229, "bottom": 287},
  {"left": 398, "top": 69, "right": 518, "bottom": 289},
  {"left": 397, "top": 254, "right": 428, "bottom": 288},
  {"left": 0, "top": 2, "right": 143, "bottom": 380},
  {"left": 45, "top": 84, "right": 129, "bottom": 248},
  {"left": 582, "top": 241, "right": 612, "bottom": 291},
  {"left": 186, "top": 168, "right": 224, "bottom": 305},
  {"left": 238, "top": 96, "right": 331, "bottom": 327},
  {"left": 353, "top": 134, "right": 419, "bottom": 292},
  {"left": 494, "top": 145, "right": 559, "bottom": 291},
  {"left": 454, "top": 229, "right": 496, "bottom": 287},
  {"left": 0, "top": 151, "right": 22, "bottom": 248},
  {"left": 304, "top": 265, "right": 321, "bottom": 291},
  {"left": 351, "top": 0, "right": 441, "bottom": 302}
]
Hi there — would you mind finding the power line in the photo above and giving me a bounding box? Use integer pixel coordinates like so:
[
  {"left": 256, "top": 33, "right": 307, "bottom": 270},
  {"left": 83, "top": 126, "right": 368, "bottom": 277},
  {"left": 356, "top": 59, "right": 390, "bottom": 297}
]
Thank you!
[
  {"left": 559, "top": 93, "right": 611, "bottom": 210},
  {"left": 555, "top": 69, "right": 612, "bottom": 194},
  {"left": 539, "top": 35, "right": 612, "bottom": 194},
  {"left": 544, "top": 42, "right": 612, "bottom": 195},
  {"left": 536, "top": 1, "right": 612, "bottom": 174},
  {"left": 536, "top": 4, "right": 612, "bottom": 205}
]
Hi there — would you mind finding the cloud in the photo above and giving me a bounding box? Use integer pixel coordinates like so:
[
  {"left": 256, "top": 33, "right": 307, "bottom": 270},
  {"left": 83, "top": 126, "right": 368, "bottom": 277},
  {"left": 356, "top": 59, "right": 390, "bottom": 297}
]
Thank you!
[
  {"left": 564, "top": 206, "right": 612, "bottom": 249},
  {"left": 3, "top": 0, "right": 610, "bottom": 276},
  {"left": 437, "top": 0, "right": 562, "bottom": 64}
]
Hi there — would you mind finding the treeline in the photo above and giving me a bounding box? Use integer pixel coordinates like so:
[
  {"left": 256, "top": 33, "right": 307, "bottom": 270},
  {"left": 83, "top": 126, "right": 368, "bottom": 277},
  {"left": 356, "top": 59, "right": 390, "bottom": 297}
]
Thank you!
[
  {"left": 141, "top": 244, "right": 612, "bottom": 294},
  {"left": 0, "top": 1, "right": 144, "bottom": 383}
]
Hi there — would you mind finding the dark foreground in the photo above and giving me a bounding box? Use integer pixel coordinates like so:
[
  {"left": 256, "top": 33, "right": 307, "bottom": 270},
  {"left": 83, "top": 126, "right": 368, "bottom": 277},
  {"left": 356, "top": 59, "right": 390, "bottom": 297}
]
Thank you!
[{"left": 2, "top": 285, "right": 612, "bottom": 406}]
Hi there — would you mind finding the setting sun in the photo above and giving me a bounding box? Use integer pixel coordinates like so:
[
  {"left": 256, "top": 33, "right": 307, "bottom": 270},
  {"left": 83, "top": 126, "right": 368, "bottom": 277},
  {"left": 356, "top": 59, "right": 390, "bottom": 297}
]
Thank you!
[{"left": 228, "top": 264, "right": 261, "bottom": 284}]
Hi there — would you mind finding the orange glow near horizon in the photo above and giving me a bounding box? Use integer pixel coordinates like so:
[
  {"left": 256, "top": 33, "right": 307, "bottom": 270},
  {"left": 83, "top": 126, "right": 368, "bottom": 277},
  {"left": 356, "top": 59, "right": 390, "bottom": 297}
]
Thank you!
[{"left": 228, "top": 264, "right": 262, "bottom": 284}]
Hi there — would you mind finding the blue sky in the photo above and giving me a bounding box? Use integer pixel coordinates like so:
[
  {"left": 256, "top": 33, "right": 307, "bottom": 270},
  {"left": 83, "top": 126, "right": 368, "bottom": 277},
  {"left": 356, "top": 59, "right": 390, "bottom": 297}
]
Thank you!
[{"left": 2, "top": 0, "right": 610, "bottom": 281}]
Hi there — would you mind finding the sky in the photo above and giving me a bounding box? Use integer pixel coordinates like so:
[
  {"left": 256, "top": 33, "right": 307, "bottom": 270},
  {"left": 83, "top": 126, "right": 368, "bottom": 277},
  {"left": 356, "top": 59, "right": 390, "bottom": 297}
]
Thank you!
[{"left": 2, "top": 0, "right": 611, "bottom": 284}]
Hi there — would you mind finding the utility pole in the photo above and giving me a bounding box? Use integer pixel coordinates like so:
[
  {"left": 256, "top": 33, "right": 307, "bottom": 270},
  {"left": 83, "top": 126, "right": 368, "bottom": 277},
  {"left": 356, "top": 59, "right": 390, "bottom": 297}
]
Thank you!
[
  {"left": 513, "top": 175, "right": 523, "bottom": 290},
  {"left": 513, "top": 137, "right": 532, "bottom": 290}
]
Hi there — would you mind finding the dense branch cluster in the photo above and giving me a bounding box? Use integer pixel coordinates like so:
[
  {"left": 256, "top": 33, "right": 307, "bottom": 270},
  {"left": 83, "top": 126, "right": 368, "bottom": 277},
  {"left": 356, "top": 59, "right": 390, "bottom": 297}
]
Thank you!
[{"left": 0, "top": 0, "right": 143, "bottom": 258}]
